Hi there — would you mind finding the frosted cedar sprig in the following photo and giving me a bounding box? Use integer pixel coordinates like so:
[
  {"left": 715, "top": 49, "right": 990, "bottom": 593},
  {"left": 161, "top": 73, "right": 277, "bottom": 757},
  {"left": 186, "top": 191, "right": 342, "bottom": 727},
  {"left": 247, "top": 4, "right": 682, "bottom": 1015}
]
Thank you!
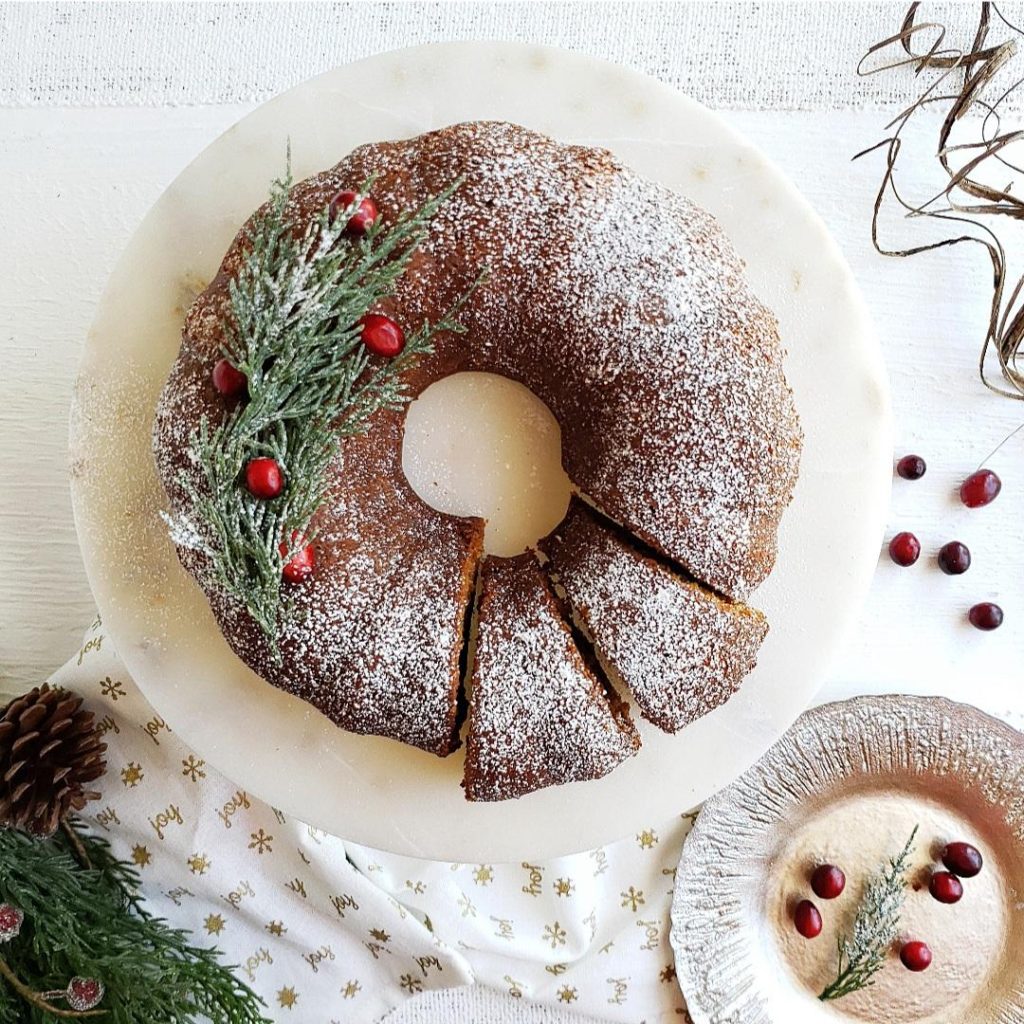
[
  {"left": 165, "top": 163, "right": 474, "bottom": 652},
  {"left": 819, "top": 825, "right": 918, "bottom": 1001}
]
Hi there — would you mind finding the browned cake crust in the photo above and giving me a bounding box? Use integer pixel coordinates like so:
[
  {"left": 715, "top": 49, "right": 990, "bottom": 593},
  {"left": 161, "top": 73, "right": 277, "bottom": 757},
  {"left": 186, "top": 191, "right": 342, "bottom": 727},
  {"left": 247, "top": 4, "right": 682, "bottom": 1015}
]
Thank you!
[
  {"left": 540, "top": 498, "right": 769, "bottom": 733},
  {"left": 153, "top": 120, "right": 802, "bottom": 767},
  {"left": 463, "top": 554, "right": 641, "bottom": 801}
]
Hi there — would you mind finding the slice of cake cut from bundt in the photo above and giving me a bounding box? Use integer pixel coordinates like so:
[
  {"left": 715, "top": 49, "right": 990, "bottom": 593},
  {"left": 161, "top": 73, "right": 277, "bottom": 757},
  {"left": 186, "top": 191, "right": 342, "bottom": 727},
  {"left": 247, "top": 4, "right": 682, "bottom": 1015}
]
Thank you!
[
  {"left": 539, "top": 498, "right": 768, "bottom": 733},
  {"left": 463, "top": 553, "right": 640, "bottom": 801}
]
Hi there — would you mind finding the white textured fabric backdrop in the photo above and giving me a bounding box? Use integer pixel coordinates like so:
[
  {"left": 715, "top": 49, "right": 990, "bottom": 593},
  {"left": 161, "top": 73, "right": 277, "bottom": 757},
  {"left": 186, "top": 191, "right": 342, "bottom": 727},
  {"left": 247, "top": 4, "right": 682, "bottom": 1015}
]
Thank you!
[{"left": 3, "top": 3, "right": 1024, "bottom": 1023}]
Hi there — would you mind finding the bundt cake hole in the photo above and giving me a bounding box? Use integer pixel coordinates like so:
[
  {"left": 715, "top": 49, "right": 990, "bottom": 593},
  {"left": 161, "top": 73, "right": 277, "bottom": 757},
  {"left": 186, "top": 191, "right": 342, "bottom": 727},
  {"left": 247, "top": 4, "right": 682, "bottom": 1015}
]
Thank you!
[{"left": 454, "top": 558, "right": 484, "bottom": 742}]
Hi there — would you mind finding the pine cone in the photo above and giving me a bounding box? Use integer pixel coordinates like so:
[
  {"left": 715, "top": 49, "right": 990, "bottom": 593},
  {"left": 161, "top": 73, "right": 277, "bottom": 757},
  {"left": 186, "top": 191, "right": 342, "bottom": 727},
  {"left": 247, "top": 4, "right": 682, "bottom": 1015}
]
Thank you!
[{"left": 0, "top": 684, "right": 107, "bottom": 836}]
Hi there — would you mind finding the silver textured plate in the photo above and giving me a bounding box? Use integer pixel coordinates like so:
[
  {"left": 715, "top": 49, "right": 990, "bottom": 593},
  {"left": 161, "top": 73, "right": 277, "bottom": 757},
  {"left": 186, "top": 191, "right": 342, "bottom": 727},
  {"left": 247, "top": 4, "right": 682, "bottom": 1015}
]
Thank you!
[{"left": 671, "top": 695, "right": 1024, "bottom": 1024}]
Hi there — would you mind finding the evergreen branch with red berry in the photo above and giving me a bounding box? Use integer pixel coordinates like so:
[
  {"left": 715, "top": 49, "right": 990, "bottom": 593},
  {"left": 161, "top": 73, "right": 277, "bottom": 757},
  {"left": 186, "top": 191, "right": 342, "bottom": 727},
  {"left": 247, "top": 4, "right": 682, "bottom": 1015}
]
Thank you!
[
  {"left": 164, "top": 163, "right": 476, "bottom": 651},
  {"left": 818, "top": 825, "right": 918, "bottom": 1001}
]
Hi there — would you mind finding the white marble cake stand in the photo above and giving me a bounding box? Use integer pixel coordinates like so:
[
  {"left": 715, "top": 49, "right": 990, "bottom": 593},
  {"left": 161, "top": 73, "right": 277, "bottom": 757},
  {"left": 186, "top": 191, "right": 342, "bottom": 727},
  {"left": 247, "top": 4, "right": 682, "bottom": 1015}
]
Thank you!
[{"left": 69, "top": 42, "right": 891, "bottom": 861}]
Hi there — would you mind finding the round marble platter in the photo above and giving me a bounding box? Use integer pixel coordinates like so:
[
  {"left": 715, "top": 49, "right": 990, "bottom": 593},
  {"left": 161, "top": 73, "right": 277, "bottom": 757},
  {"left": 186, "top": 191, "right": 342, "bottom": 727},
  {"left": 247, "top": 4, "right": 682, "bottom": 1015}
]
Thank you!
[
  {"left": 69, "top": 42, "right": 891, "bottom": 861},
  {"left": 672, "top": 695, "right": 1024, "bottom": 1024}
]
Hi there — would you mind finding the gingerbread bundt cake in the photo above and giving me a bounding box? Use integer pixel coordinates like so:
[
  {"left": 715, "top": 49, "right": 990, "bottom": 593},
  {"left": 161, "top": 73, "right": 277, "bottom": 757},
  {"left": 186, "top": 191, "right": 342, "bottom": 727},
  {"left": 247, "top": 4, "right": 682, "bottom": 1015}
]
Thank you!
[{"left": 153, "top": 120, "right": 802, "bottom": 801}]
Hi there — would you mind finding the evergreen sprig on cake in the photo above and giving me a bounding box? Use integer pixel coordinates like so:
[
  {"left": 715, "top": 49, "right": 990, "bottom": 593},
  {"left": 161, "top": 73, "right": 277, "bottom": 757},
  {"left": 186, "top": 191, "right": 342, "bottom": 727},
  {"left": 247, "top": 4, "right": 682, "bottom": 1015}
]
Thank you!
[{"left": 164, "top": 165, "right": 471, "bottom": 651}]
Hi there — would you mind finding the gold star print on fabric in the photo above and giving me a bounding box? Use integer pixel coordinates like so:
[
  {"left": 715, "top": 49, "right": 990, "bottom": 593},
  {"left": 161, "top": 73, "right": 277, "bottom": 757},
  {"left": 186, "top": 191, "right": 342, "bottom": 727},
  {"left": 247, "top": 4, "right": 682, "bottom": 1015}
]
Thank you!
[
  {"left": 120, "top": 761, "right": 143, "bottom": 787},
  {"left": 187, "top": 853, "right": 211, "bottom": 876},
  {"left": 621, "top": 886, "right": 645, "bottom": 911},
  {"left": 266, "top": 920, "right": 287, "bottom": 936},
  {"left": 204, "top": 914, "right": 225, "bottom": 936},
  {"left": 472, "top": 865, "right": 494, "bottom": 885},
  {"left": 553, "top": 877, "right": 575, "bottom": 897},
  {"left": 249, "top": 829, "right": 273, "bottom": 854},
  {"left": 399, "top": 974, "right": 423, "bottom": 994},
  {"left": 660, "top": 964, "right": 677, "bottom": 983},
  {"left": 100, "top": 676, "right": 126, "bottom": 700},
  {"left": 276, "top": 987, "right": 298, "bottom": 1009},
  {"left": 558, "top": 986, "right": 579, "bottom": 1004},
  {"left": 542, "top": 921, "right": 567, "bottom": 949},
  {"left": 181, "top": 755, "right": 206, "bottom": 781},
  {"left": 130, "top": 844, "right": 152, "bottom": 868},
  {"left": 368, "top": 928, "right": 390, "bottom": 943},
  {"left": 342, "top": 980, "right": 361, "bottom": 998},
  {"left": 637, "top": 829, "right": 659, "bottom": 849}
]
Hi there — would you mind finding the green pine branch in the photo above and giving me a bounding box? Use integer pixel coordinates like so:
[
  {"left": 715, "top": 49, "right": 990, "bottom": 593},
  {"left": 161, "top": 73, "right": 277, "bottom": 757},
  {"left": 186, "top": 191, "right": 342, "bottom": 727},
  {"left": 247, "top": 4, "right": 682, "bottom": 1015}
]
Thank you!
[
  {"left": 0, "top": 820, "right": 270, "bottom": 1023},
  {"left": 164, "top": 162, "right": 475, "bottom": 653}
]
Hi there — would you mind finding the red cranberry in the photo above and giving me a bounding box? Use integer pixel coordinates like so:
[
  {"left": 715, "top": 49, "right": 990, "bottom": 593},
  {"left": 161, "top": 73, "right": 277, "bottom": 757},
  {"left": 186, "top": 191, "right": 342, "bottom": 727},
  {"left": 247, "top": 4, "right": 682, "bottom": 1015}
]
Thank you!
[
  {"left": 794, "top": 900, "right": 822, "bottom": 939},
  {"left": 889, "top": 532, "right": 921, "bottom": 567},
  {"left": 359, "top": 314, "right": 405, "bottom": 358},
  {"left": 280, "top": 533, "right": 315, "bottom": 583},
  {"left": 897, "top": 455, "right": 927, "bottom": 480},
  {"left": 942, "top": 841, "right": 983, "bottom": 877},
  {"left": 0, "top": 903, "right": 23, "bottom": 941},
  {"left": 900, "top": 941, "right": 932, "bottom": 972},
  {"left": 212, "top": 357, "right": 247, "bottom": 397},
  {"left": 969, "top": 602, "right": 1003, "bottom": 631},
  {"left": 245, "top": 458, "right": 283, "bottom": 499},
  {"left": 329, "top": 190, "right": 378, "bottom": 234},
  {"left": 960, "top": 469, "right": 1001, "bottom": 508},
  {"left": 810, "top": 864, "right": 846, "bottom": 900},
  {"left": 929, "top": 871, "right": 963, "bottom": 904},
  {"left": 938, "top": 541, "right": 971, "bottom": 575}
]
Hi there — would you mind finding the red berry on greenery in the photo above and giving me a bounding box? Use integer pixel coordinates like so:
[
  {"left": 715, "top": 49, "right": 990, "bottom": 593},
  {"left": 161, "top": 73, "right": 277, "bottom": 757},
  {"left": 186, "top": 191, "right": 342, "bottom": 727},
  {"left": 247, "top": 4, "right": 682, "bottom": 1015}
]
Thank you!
[
  {"left": 280, "top": 533, "right": 315, "bottom": 583},
  {"left": 938, "top": 541, "right": 971, "bottom": 575},
  {"left": 0, "top": 904, "right": 23, "bottom": 942},
  {"left": 359, "top": 313, "right": 406, "bottom": 358},
  {"left": 329, "top": 190, "right": 378, "bottom": 234},
  {"left": 245, "top": 458, "right": 283, "bottom": 499},
  {"left": 897, "top": 455, "right": 927, "bottom": 480},
  {"left": 794, "top": 900, "right": 822, "bottom": 939},
  {"left": 969, "top": 602, "right": 1003, "bottom": 631},
  {"left": 212, "top": 357, "right": 247, "bottom": 397},
  {"left": 942, "top": 841, "right": 983, "bottom": 878},
  {"left": 960, "top": 469, "right": 1001, "bottom": 508},
  {"left": 811, "top": 864, "right": 846, "bottom": 900},
  {"left": 889, "top": 532, "right": 921, "bottom": 567},
  {"left": 929, "top": 871, "right": 963, "bottom": 904},
  {"left": 67, "top": 977, "right": 104, "bottom": 1012},
  {"left": 900, "top": 941, "right": 933, "bottom": 972}
]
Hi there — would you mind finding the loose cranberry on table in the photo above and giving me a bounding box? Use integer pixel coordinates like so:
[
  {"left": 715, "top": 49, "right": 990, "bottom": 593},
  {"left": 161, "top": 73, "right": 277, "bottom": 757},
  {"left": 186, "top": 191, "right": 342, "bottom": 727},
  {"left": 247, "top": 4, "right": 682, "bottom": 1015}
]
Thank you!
[
  {"left": 794, "top": 899, "right": 822, "bottom": 939},
  {"left": 900, "top": 940, "right": 933, "bottom": 972},
  {"left": 960, "top": 468, "right": 1001, "bottom": 508},
  {"left": 969, "top": 602, "right": 1004, "bottom": 631},
  {"left": 937, "top": 541, "right": 971, "bottom": 575},
  {"left": 810, "top": 864, "right": 846, "bottom": 900},
  {"left": 929, "top": 871, "right": 963, "bottom": 904},
  {"left": 942, "top": 841, "right": 983, "bottom": 878},
  {"left": 896, "top": 454, "right": 927, "bottom": 480},
  {"left": 245, "top": 457, "right": 284, "bottom": 499},
  {"left": 888, "top": 531, "right": 921, "bottom": 567},
  {"left": 211, "top": 357, "right": 247, "bottom": 397},
  {"left": 329, "top": 190, "right": 379, "bottom": 234},
  {"left": 359, "top": 314, "right": 406, "bottom": 358}
]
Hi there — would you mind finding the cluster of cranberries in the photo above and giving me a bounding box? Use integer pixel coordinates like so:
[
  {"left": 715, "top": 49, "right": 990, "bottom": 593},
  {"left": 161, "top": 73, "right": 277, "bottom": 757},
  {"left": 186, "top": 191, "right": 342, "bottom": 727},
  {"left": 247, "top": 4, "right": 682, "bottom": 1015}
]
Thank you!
[
  {"left": 792, "top": 840, "right": 984, "bottom": 974},
  {"left": 888, "top": 456, "right": 1004, "bottom": 630},
  {"left": 211, "top": 189, "right": 405, "bottom": 585}
]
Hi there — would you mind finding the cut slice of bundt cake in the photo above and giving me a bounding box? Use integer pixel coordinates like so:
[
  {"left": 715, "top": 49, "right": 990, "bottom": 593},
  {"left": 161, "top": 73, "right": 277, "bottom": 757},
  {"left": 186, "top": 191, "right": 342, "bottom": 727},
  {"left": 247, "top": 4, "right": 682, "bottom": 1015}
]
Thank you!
[
  {"left": 539, "top": 498, "right": 768, "bottom": 733},
  {"left": 463, "top": 553, "right": 641, "bottom": 801}
]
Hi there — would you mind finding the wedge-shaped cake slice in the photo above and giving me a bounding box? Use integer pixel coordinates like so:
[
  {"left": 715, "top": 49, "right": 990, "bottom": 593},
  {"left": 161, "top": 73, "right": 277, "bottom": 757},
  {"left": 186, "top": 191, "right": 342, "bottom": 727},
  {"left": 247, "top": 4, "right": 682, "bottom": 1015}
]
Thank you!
[
  {"left": 463, "top": 553, "right": 641, "bottom": 802},
  {"left": 539, "top": 499, "right": 768, "bottom": 733}
]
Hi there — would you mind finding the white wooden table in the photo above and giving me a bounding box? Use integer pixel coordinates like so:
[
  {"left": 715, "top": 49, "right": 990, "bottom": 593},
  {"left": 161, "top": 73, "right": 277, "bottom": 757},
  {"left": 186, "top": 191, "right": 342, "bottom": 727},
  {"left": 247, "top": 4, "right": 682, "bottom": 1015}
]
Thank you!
[{"left": 3, "top": 5, "right": 1023, "bottom": 1022}]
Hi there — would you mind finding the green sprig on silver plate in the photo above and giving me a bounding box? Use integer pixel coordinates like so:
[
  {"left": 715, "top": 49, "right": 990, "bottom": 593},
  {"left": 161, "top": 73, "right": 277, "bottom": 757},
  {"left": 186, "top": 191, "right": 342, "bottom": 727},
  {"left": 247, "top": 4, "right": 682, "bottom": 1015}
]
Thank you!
[
  {"left": 164, "top": 161, "right": 473, "bottom": 652},
  {"left": 819, "top": 825, "right": 918, "bottom": 1001}
]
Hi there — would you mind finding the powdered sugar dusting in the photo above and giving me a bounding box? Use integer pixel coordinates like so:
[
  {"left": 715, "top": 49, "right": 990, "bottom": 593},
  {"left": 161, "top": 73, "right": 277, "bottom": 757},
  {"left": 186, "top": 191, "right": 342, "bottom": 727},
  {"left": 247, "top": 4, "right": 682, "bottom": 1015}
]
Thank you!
[
  {"left": 543, "top": 500, "right": 768, "bottom": 733},
  {"left": 464, "top": 553, "right": 640, "bottom": 802}
]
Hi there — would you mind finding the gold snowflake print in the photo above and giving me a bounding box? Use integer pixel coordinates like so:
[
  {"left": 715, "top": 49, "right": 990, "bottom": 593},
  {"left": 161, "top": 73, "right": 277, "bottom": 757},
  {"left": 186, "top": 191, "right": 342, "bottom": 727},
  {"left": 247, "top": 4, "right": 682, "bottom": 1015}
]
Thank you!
[
  {"left": 204, "top": 913, "right": 225, "bottom": 935},
  {"left": 457, "top": 891, "right": 477, "bottom": 918},
  {"left": 249, "top": 829, "right": 273, "bottom": 854},
  {"left": 120, "top": 761, "right": 143, "bottom": 787},
  {"left": 131, "top": 844, "right": 152, "bottom": 868},
  {"left": 369, "top": 928, "right": 391, "bottom": 943},
  {"left": 542, "top": 921, "right": 567, "bottom": 949},
  {"left": 558, "top": 986, "right": 578, "bottom": 1004},
  {"left": 342, "top": 980, "right": 361, "bottom": 998},
  {"left": 266, "top": 920, "right": 287, "bottom": 936},
  {"left": 553, "top": 877, "right": 575, "bottom": 897},
  {"left": 277, "top": 986, "right": 298, "bottom": 1009},
  {"left": 399, "top": 974, "right": 423, "bottom": 994},
  {"left": 660, "top": 964, "right": 677, "bottom": 983},
  {"left": 473, "top": 864, "right": 494, "bottom": 886},
  {"left": 637, "top": 828, "right": 659, "bottom": 849},
  {"left": 100, "top": 676, "right": 126, "bottom": 700},
  {"left": 181, "top": 755, "right": 206, "bottom": 782},
  {"left": 187, "top": 853, "right": 211, "bottom": 876},
  {"left": 621, "top": 886, "right": 645, "bottom": 911}
]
